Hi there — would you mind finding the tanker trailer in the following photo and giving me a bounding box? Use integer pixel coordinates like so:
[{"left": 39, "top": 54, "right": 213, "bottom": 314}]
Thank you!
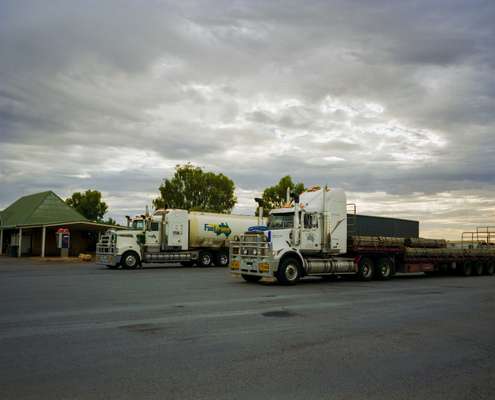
[{"left": 96, "top": 209, "right": 263, "bottom": 269}]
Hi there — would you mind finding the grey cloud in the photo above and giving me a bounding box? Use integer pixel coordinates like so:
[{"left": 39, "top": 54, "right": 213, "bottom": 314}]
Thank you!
[{"left": 1, "top": 0, "right": 494, "bottom": 237}]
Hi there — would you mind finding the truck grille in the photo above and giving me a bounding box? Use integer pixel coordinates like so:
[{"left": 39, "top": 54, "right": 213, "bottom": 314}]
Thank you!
[
  {"left": 96, "top": 235, "right": 115, "bottom": 254},
  {"left": 96, "top": 245, "right": 116, "bottom": 254},
  {"left": 230, "top": 233, "right": 270, "bottom": 258}
]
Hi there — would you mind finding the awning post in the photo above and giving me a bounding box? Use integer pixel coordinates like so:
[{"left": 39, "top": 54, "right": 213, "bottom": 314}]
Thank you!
[
  {"left": 41, "top": 226, "right": 46, "bottom": 258},
  {"left": 18, "top": 228, "right": 22, "bottom": 257},
  {"left": 0, "top": 229, "right": 3, "bottom": 256}
]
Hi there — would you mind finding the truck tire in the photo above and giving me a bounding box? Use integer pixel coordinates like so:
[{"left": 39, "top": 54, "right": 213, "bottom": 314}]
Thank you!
[
  {"left": 375, "top": 257, "right": 394, "bottom": 280},
  {"left": 276, "top": 257, "right": 302, "bottom": 285},
  {"left": 357, "top": 257, "right": 374, "bottom": 281},
  {"left": 474, "top": 261, "right": 484, "bottom": 276},
  {"left": 121, "top": 251, "right": 140, "bottom": 269},
  {"left": 485, "top": 261, "right": 495, "bottom": 276},
  {"left": 241, "top": 274, "right": 262, "bottom": 283},
  {"left": 198, "top": 251, "right": 213, "bottom": 267},
  {"left": 461, "top": 261, "right": 473, "bottom": 277},
  {"left": 214, "top": 250, "right": 229, "bottom": 267}
]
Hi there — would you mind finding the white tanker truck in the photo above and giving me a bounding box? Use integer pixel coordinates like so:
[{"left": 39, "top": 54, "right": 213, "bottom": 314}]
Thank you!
[{"left": 96, "top": 209, "right": 262, "bottom": 269}]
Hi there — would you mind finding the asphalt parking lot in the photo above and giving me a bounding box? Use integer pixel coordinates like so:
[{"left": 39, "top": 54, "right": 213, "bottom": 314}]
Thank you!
[{"left": 0, "top": 257, "right": 494, "bottom": 400}]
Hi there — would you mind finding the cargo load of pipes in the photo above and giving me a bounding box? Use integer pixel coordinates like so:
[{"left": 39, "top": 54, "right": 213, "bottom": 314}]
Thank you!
[
  {"left": 405, "top": 238, "right": 447, "bottom": 248},
  {"left": 405, "top": 247, "right": 495, "bottom": 258},
  {"left": 348, "top": 236, "right": 406, "bottom": 249}
]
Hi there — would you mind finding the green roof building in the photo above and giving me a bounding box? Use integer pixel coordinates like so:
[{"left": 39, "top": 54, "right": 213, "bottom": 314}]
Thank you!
[{"left": 0, "top": 191, "right": 119, "bottom": 257}]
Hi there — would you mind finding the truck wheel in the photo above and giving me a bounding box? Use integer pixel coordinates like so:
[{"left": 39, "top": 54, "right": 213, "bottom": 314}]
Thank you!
[
  {"left": 241, "top": 274, "right": 262, "bottom": 283},
  {"left": 198, "top": 251, "right": 213, "bottom": 267},
  {"left": 485, "top": 261, "right": 495, "bottom": 276},
  {"left": 474, "top": 261, "right": 484, "bottom": 276},
  {"left": 376, "top": 257, "right": 394, "bottom": 280},
  {"left": 121, "top": 251, "right": 140, "bottom": 269},
  {"left": 276, "top": 257, "right": 301, "bottom": 285},
  {"left": 214, "top": 250, "right": 229, "bottom": 267},
  {"left": 461, "top": 261, "right": 473, "bottom": 277},
  {"left": 357, "top": 257, "right": 374, "bottom": 281}
]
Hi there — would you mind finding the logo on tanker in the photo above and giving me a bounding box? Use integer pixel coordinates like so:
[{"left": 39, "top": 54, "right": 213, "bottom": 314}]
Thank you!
[{"left": 204, "top": 222, "right": 232, "bottom": 237}]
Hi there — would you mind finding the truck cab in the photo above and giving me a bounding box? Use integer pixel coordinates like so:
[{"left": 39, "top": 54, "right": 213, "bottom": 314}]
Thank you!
[
  {"left": 96, "top": 210, "right": 189, "bottom": 268},
  {"left": 230, "top": 186, "right": 354, "bottom": 284}
]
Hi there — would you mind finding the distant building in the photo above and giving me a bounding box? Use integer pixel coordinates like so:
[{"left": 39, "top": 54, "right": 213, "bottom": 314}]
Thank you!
[{"left": 0, "top": 191, "right": 120, "bottom": 257}]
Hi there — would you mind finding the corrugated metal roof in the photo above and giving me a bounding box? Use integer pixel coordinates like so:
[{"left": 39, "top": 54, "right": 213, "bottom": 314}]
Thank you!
[{"left": 0, "top": 191, "right": 89, "bottom": 228}]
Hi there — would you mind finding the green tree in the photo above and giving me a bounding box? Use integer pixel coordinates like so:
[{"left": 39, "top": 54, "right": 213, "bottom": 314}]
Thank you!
[
  {"left": 66, "top": 190, "right": 108, "bottom": 221},
  {"left": 153, "top": 164, "right": 237, "bottom": 213},
  {"left": 101, "top": 217, "right": 117, "bottom": 226},
  {"left": 258, "top": 176, "right": 305, "bottom": 216}
]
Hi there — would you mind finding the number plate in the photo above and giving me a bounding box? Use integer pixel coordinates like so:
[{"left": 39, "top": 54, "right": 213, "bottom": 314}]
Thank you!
[{"left": 97, "top": 254, "right": 110, "bottom": 263}]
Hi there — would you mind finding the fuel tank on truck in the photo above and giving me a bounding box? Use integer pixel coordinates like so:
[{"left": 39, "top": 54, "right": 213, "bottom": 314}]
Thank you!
[{"left": 188, "top": 212, "right": 263, "bottom": 248}]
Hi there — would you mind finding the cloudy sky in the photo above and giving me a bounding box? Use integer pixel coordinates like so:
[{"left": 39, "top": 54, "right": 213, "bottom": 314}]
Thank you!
[{"left": 1, "top": 0, "right": 494, "bottom": 238}]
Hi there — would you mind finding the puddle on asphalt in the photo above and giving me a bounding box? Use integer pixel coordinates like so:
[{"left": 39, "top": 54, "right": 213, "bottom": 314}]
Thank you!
[{"left": 120, "top": 323, "right": 163, "bottom": 334}]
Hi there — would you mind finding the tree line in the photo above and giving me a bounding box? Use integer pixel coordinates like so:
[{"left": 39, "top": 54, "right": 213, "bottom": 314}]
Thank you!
[{"left": 65, "top": 163, "right": 306, "bottom": 222}]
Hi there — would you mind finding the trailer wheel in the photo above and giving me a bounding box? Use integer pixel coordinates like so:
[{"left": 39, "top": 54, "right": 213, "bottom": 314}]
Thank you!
[
  {"left": 241, "top": 274, "right": 262, "bottom": 283},
  {"left": 484, "top": 261, "right": 494, "bottom": 276},
  {"left": 121, "top": 251, "right": 140, "bottom": 269},
  {"left": 376, "top": 257, "right": 394, "bottom": 280},
  {"left": 461, "top": 261, "right": 473, "bottom": 277},
  {"left": 357, "top": 257, "right": 374, "bottom": 281},
  {"left": 474, "top": 261, "right": 484, "bottom": 276},
  {"left": 276, "top": 257, "right": 301, "bottom": 285},
  {"left": 214, "top": 250, "right": 229, "bottom": 267},
  {"left": 198, "top": 251, "right": 213, "bottom": 267}
]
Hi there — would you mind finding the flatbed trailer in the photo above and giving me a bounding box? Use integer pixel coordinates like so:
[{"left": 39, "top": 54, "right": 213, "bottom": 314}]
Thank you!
[{"left": 347, "top": 236, "right": 495, "bottom": 276}]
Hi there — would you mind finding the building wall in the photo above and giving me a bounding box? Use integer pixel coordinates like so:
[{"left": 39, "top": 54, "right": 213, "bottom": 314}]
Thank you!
[{"left": 1, "top": 226, "right": 102, "bottom": 257}]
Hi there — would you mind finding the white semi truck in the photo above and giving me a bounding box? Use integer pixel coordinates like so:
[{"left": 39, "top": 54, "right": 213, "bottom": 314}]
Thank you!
[
  {"left": 96, "top": 209, "right": 262, "bottom": 269},
  {"left": 229, "top": 186, "right": 495, "bottom": 284}
]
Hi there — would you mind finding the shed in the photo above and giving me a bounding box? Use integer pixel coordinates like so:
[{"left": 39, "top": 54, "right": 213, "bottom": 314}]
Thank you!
[{"left": 0, "top": 191, "right": 120, "bottom": 257}]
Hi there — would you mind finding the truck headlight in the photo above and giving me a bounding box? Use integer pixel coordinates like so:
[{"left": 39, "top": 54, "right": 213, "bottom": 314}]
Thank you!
[
  {"left": 252, "top": 249, "right": 258, "bottom": 256},
  {"left": 242, "top": 248, "right": 248, "bottom": 255}
]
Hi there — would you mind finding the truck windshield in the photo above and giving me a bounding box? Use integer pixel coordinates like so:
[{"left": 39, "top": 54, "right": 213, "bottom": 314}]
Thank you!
[{"left": 268, "top": 213, "right": 294, "bottom": 230}]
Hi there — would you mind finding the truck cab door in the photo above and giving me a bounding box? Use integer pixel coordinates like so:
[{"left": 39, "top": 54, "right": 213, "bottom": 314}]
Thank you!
[
  {"left": 300, "top": 212, "right": 321, "bottom": 251},
  {"left": 145, "top": 221, "right": 160, "bottom": 246}
]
